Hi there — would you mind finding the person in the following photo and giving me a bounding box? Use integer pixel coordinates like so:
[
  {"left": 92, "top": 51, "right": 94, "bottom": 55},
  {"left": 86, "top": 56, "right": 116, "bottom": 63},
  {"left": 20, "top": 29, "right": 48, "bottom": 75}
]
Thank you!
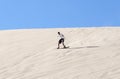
[{"left": 57, "top": 32, "right": 67, "bottom": 49}]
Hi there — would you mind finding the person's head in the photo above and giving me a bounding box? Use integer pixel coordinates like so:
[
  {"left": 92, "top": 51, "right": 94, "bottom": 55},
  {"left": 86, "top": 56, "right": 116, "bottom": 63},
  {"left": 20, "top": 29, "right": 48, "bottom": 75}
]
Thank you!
[{"left": 58, "top": 32, "right": 60, "bottom": 35}]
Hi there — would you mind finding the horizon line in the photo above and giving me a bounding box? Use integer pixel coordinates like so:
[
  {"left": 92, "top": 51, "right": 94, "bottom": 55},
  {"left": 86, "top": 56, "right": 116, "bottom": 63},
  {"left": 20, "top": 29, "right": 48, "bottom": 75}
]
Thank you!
[{"left": 0, "top": 26, "right": 120, "bottom": 31}]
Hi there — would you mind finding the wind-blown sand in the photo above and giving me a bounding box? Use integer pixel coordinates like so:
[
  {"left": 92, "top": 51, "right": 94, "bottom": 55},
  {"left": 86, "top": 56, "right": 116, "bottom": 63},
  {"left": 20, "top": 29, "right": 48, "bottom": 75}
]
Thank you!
[{"left": 0, "top": 27, "right": 120, "bottom": 79}]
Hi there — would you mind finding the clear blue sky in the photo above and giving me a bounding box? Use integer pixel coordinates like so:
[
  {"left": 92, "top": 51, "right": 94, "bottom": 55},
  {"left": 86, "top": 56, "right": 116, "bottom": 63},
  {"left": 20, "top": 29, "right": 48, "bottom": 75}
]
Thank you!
[{"left": 0, "top": 0, "right": 120, "bottom": 30}]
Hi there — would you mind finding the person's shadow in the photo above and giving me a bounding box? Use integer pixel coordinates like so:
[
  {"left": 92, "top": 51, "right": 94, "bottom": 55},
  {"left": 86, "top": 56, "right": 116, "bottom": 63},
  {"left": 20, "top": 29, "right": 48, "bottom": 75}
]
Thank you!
[{"left": 69, "top": 46, "right": 99, "bottom": 49}]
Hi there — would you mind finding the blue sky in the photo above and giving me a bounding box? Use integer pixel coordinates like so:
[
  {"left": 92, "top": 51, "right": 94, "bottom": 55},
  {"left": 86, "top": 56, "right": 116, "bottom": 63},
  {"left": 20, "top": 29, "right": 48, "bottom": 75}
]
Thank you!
[{"left": 0, "top": 0, "right": 120, "bottom": 30}]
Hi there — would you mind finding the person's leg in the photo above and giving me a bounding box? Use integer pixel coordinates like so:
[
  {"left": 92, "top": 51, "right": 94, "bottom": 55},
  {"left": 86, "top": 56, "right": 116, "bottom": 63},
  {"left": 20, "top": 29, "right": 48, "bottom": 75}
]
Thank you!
[
  {"left": 62, "top": 42, "right": 66, "bottom": 48},
  {"left": 62, "top": 39, "right": 66, "bottom": 48},
  {"left": 57, "top": 39, "right": 61, "bottom": 49},
  {"left": 57, "top": 43, "right": 60, "bottom": 49}
]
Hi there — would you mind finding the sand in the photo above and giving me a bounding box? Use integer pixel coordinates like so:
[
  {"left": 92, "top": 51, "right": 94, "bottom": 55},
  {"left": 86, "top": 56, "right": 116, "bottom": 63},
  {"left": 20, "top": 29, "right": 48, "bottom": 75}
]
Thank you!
[{"left": 0, "top": 27, "right": 120, "bottom": 79}]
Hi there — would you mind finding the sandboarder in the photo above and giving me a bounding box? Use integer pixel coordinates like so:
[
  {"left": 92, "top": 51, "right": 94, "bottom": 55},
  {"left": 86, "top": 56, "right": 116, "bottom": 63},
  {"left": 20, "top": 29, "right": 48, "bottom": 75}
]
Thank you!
[{"left": 57, "top": 32, "right": 67, "bottom": 49}]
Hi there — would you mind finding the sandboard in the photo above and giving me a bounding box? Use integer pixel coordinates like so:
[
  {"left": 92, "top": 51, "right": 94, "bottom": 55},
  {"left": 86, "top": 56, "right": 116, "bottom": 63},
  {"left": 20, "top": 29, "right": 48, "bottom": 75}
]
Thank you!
[{"left": 57, "top": 46, "right": 70, "bottom": 49}]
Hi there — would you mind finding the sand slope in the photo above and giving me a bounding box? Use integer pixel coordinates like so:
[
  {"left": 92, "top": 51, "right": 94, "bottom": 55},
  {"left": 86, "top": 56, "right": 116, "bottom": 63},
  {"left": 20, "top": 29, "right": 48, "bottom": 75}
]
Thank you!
[{"left": 0, "top": 27, "right": 120, "bottom": 79}]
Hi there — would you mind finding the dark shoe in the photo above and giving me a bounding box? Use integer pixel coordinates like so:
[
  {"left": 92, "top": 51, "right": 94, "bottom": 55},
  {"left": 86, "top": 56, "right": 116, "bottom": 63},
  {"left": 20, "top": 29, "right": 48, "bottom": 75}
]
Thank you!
[{"left": 64, "top": 46, "right": 67, "bottom": 48}]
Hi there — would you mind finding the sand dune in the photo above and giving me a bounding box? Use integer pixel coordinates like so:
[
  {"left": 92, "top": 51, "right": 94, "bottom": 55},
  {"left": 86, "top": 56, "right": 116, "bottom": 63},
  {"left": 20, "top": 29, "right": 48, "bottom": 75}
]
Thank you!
[{"left": 0, "top": 27, "right": 120, "bottom": 79}]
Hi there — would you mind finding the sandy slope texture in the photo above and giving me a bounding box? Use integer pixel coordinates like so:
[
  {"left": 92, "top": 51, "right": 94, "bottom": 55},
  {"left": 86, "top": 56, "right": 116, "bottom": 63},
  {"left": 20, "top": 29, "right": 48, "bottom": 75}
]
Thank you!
[{"left": 0, "top": 27, "right": 120, "bottom": 79}]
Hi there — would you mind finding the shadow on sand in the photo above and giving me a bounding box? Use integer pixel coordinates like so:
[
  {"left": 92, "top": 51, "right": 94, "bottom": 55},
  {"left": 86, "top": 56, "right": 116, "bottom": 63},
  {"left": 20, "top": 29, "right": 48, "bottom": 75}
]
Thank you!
[{"left": 69, "top": 46, "right": 99, "bottom": 49}]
